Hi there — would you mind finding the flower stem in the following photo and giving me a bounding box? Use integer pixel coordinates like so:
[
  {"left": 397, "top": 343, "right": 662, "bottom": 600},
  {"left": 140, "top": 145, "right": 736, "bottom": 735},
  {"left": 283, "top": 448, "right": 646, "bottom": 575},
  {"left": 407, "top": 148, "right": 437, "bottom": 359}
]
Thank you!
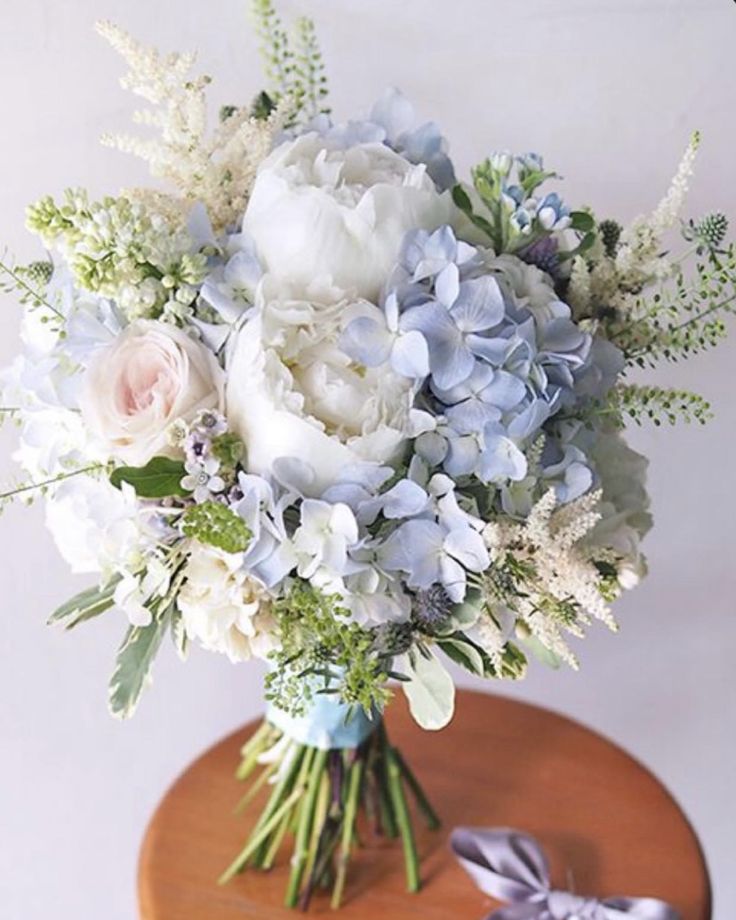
[
  {"left": 285, "top": 748, "right": 328, "bottom": 907},
  {"left": 386, "top": 746, "right": 420, "bottom": 893},
  {"left": 394, "top": 748, "right": 440, "bottom": 830},
  {"left": 331, "top": 753, "right": 363, "bottom": 909}
]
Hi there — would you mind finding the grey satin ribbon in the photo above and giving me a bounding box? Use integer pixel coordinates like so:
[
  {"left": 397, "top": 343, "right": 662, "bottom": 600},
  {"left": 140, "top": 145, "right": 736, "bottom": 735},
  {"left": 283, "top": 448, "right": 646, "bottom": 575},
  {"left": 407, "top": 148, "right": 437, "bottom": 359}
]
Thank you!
[{"left": 450, "top": 827, "right": 681, "bottom": 920}]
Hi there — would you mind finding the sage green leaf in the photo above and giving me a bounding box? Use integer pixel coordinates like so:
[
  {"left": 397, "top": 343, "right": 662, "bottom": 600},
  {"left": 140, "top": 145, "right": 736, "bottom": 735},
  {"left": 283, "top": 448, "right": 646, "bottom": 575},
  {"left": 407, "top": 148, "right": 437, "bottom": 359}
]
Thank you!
[
  {"left": 110, "top": 456, "right": 189, "bottom": 498},
  {"left": 437, "top": 636, "right": 485, "bottom": 676},
  {"left": 170, "top": 607, "right": 189, "bottom": 662},
  {"left": 48, "top": 578, "right": 120, "bottom": 630},
  {"left": 400, "top": 648, "right": 455, "bottom": 731},
  {"left": 108, "top": 607, "right": 171, "bottom": 719},
  {"left": 523, "top": 635, "right": 561, "bottom": 670}
]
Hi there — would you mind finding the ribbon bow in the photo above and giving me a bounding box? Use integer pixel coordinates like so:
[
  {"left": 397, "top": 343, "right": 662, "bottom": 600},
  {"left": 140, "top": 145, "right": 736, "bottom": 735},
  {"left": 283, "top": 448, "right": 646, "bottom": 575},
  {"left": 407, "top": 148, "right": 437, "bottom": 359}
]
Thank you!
[{"left": 450, "top": 827, "right": 681, "bottom": 920}]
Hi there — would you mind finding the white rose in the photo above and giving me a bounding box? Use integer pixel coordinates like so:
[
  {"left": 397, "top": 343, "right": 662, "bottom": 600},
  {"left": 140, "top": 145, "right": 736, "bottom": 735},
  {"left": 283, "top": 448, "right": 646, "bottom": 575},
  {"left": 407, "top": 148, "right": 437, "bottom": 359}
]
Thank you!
[
  {"left": 178, "top": 544, "right": 277, "bottom": 663},
  {"left": 226, "top": 278, "right": 416, "bottom": 496},
  {"left": 79, "top": 320, "right": 224, "bottom": 465},
  {"left": 242, "top": 133, "right": 454, "bottom": 303}
]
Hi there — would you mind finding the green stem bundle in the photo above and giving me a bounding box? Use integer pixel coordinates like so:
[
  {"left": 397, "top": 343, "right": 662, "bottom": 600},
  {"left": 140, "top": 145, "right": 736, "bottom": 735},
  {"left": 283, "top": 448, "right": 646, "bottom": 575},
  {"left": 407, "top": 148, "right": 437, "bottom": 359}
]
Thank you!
[{"left": 219, "top": 718, "right": 439, "bottom": 909}]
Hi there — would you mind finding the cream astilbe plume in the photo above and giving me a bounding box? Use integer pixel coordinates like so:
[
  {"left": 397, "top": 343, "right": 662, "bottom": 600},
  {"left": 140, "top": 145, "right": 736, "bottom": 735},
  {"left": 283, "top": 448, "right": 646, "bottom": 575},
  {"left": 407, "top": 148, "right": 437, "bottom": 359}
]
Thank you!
[{"left": 96, "top": 21, "right": 283, "bottom": 232}]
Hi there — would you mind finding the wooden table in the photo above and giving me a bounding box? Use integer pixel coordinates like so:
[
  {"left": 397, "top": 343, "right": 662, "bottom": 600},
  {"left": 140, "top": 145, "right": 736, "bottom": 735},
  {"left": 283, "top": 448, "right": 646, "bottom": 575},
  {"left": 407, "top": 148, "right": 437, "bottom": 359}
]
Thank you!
[{"left": 138, "top": 690, "right": 711, "bottom": 919}]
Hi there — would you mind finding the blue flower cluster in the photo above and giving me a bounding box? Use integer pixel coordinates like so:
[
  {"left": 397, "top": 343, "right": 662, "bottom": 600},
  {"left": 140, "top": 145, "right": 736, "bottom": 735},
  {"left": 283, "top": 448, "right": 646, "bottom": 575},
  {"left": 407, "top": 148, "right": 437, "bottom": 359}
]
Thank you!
[{"left": 341, "top": 226, "right": 621, "bottom": 507}]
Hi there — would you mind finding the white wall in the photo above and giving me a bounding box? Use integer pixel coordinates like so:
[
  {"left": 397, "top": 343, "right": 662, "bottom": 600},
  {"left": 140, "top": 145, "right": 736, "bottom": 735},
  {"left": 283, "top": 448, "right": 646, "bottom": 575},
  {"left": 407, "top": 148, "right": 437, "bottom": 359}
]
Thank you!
[{"left": 1, "top": 1, "right": 734, "bottom": 917}]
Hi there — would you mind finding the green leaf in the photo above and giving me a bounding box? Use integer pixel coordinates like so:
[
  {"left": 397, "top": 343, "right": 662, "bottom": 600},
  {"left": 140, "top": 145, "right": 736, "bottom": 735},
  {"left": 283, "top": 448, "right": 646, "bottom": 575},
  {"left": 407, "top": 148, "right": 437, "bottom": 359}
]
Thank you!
[
  {"left": 438, "top": 636, "right": 485, "bottom": 676},
  {"left": 569, "top": 210, "right": 595, "bottom": 232},
  {"left": 110, "top": 456, "right": 189, "bottom": 498},
  {"left": 48, "top": 578, "right": 120, "bottom": 630},
  {"left": 180, "top": 501, "right": 251, "bottom": 553},
  {"left": 108, "top": 607, "right": 172, "bottom": 719},
  {"left": 170, "top": 607, "right": 190, "bottom": 662},
  {"left": 451, "top": 184, "right": 473, "bottom": 213},
  {"left": 400, "top": 648, "right": 455, "bottom": 731},
  {"left": 522, "top": 635, "right": 562, "bottom": 670}
]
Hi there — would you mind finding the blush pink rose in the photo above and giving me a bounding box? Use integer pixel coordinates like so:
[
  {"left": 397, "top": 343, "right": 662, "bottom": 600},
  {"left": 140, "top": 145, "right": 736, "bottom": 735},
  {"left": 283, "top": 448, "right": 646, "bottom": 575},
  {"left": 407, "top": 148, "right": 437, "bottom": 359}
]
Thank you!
[{"left": 80, "top": 320, "right": 224, "bottom": 465}]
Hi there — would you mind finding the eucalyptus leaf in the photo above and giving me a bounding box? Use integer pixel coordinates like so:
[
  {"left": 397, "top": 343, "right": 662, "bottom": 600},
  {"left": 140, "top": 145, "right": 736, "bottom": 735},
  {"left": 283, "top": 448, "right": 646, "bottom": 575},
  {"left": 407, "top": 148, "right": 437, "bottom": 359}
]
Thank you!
[
  {"left": 108, "top": 606, "right": 172, "bottom": 719},
  {"left": 400, "top": 648, "right": 455, "bottom": 731},
  {"left": 110, "top": 456, "right": 190, "bottom": 499},
  {"left": 48, "top": 578, "right": 120, "bottom": 630}
]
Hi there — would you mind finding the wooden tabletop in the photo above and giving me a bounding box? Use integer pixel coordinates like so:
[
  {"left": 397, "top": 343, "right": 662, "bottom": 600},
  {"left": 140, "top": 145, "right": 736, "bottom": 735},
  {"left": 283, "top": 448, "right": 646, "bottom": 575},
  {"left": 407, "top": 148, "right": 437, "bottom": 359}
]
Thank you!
[{"left": 138, "top": 690, "right": 711, "bottom": 919}]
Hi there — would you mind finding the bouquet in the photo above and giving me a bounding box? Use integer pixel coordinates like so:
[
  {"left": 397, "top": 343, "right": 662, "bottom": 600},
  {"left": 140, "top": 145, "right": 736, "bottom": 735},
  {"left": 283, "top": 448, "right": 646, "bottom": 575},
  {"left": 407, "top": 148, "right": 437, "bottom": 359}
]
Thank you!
[{"left": 2, "top": 2, "right": 733, "bottom": 910}]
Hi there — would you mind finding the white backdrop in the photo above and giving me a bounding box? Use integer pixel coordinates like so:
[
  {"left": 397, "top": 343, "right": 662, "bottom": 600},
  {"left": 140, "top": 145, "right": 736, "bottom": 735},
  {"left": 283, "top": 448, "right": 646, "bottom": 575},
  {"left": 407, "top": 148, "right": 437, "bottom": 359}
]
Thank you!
[{"left": 1, "top": 1, "right": 734, "bottom": 918}]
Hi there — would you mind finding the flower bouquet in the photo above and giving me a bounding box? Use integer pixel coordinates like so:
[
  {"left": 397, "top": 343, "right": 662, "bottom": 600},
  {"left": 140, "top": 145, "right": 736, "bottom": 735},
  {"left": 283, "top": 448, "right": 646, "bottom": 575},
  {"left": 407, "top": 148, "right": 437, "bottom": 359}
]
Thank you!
[{"left": 3, "top": 2, "right": 734, "bottom": 910}]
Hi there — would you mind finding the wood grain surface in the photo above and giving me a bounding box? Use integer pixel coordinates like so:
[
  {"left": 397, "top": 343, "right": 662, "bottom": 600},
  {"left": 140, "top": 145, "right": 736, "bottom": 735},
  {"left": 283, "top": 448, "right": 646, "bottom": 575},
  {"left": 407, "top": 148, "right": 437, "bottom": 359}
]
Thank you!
[{"left": 138, "top": 690, "right": 711, "bottom": 919}]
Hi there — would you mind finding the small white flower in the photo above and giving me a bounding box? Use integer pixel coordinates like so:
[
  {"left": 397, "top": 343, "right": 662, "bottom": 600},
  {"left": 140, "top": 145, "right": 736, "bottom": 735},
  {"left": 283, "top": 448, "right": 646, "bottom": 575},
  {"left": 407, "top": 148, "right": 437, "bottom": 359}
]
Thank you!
[
  {"left": 293, "top": 500, "right": 359, "bottom": 581},
  {"left": 181, "top": 456, "right": 225, "bottom": 503}
]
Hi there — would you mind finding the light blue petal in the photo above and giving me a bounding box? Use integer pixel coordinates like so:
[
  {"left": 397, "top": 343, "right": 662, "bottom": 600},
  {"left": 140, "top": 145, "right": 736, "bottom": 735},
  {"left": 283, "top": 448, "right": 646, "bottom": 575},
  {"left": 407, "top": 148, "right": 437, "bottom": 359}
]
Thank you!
[
  {"left": 444, "top": 527, "right": 490, "bottom": 573},
  {"left": 415, "top": 431, "right": 449, "bottom": 467},
  {"left": 443, "top": 435, "right": 480, "bottom": 477},
  {"left": 479, "top": 430, "right": 528, "bottom": 482},
  {"left": 340, "top": 316, "right": 393, "bottom": 367},
  {"left": 380, "top": 479, "right": 428, "bottom": 519},
  {"left": 450, "top": 276, "right": 505, "bottom": 333},
  {"left": 480, "top": 370, "right": 527, "bottom": 412},
  {"left": 391, "top": 330, "right": 430, "bottom": 378}
]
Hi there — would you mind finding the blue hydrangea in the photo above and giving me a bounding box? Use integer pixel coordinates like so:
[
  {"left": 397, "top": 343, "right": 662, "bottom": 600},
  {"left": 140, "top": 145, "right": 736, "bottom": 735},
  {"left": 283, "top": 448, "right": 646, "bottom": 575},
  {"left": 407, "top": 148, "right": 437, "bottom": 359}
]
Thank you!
[
  {"left": 341, "top": 225, "right": 618, "bottom": 491},
  {"left": 305, "top": 88, "right": 457, "bottom": 192}
]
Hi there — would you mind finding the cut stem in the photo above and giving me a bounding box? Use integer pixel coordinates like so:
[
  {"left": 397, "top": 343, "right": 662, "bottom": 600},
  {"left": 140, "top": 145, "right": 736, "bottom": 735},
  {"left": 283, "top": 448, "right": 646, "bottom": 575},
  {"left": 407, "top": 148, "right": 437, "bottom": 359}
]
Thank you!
[
  {"left": 331, "top": 754, "right": 364, "bottom": 909},
  {"left": 386, "top": 746, "right": 420, "bottom": 893}
]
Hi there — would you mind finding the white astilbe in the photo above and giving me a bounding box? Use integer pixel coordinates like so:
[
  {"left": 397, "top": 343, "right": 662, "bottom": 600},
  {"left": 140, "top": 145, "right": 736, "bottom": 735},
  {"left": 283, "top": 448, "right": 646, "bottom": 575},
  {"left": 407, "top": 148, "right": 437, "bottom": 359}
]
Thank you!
[
  {"left": 96, "top": 22, "right": 282, "bottom": 232},
  {"left": 482, "top": 489, "right": 617, "bottom": 668},
  {"left": 615, "top": 131, "right": 700, "bottom": 285}
]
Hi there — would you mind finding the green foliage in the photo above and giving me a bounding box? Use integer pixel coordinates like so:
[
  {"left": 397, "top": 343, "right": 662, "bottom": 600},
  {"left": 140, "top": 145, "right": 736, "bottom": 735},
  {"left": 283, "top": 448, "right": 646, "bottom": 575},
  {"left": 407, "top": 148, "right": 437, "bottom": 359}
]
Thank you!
[
  {"left": 251, "top": 0, "right": 330, "bottom": 127},
  {"left": 108, "top": 604, "right": 173, "bottom": 718},
  {"left": 0, "top": 256, "right": 63, "bottom": 323},
  {"left": 598, "top": 218, "right": 622, "bottom": 257},
  {"left": 617, "top": 242, "right": 736, "bottom": 368},
  {"left": 180, "top": 501, "right": 251, "bottom": 553},
  {"left": 265, "top": 581, "right": 393, "bottom": 717},
  {"left": 400, "top": 646, "right": 455, "bottom": 730},
  {"left": 0, "top": 464, "right": 105, "bottom": 514},
  {"left": 607, "top": 384, "right": 712, "bottom": 427},
  {"left": 110, "top": 456, "right": 190, "bottom": 498},
  {"left": 438, "top": 631, "right": 527, "bottom": 680},
  {"left": 210, "top": 432, "right": 245, "bottom": 475},
  {"left": 48, "top": 577, "right": 120, "bottom": 630},
  {"left": 683, "top": 212, "right": 729, "bottom": 254}
]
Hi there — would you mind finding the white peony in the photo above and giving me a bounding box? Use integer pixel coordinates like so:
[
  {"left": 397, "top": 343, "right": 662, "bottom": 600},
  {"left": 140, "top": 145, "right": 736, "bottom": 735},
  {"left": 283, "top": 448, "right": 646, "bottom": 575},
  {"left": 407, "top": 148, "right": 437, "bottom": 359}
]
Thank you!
[
  {"left": 178, "top": 544, "right": 278, "bottom": 663},
  {"left": 226, "top": 277, "right": 418, "bottom": 496},
  {"left": 242, "top": 132, "right": 454, "bottom": 303},
  {"left": 79, "top": 320, "right": 224, "bottom": 466}
]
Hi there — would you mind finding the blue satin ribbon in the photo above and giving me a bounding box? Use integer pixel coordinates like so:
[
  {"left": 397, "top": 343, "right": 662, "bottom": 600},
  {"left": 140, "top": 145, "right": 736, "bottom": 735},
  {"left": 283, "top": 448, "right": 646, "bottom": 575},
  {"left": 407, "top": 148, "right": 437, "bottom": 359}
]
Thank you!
[
  {"left": 450, "top": 827, "right": 681, "bottom": 920},
  {"left": 266, "top": 693, "right": 377, "bottom": 750}
]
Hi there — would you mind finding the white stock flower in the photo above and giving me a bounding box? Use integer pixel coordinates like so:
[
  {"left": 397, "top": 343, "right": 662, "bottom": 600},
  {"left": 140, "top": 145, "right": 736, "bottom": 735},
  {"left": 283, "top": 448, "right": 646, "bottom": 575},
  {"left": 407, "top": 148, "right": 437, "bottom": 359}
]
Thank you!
[
  {"left": 178, "top": 544, "right": 278, "bottom": 663},
  {"left": 242, "top": 132, "right": 454, "bottom": 302},
  {"left": 226, "top": 279, "right": 417, "bottom": 495},
  {"left": 79, "top": 320, "right": 224, "bottom": 465},
  {"left": 45, "top": 476, "right": 152, "bottom": 576}
]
